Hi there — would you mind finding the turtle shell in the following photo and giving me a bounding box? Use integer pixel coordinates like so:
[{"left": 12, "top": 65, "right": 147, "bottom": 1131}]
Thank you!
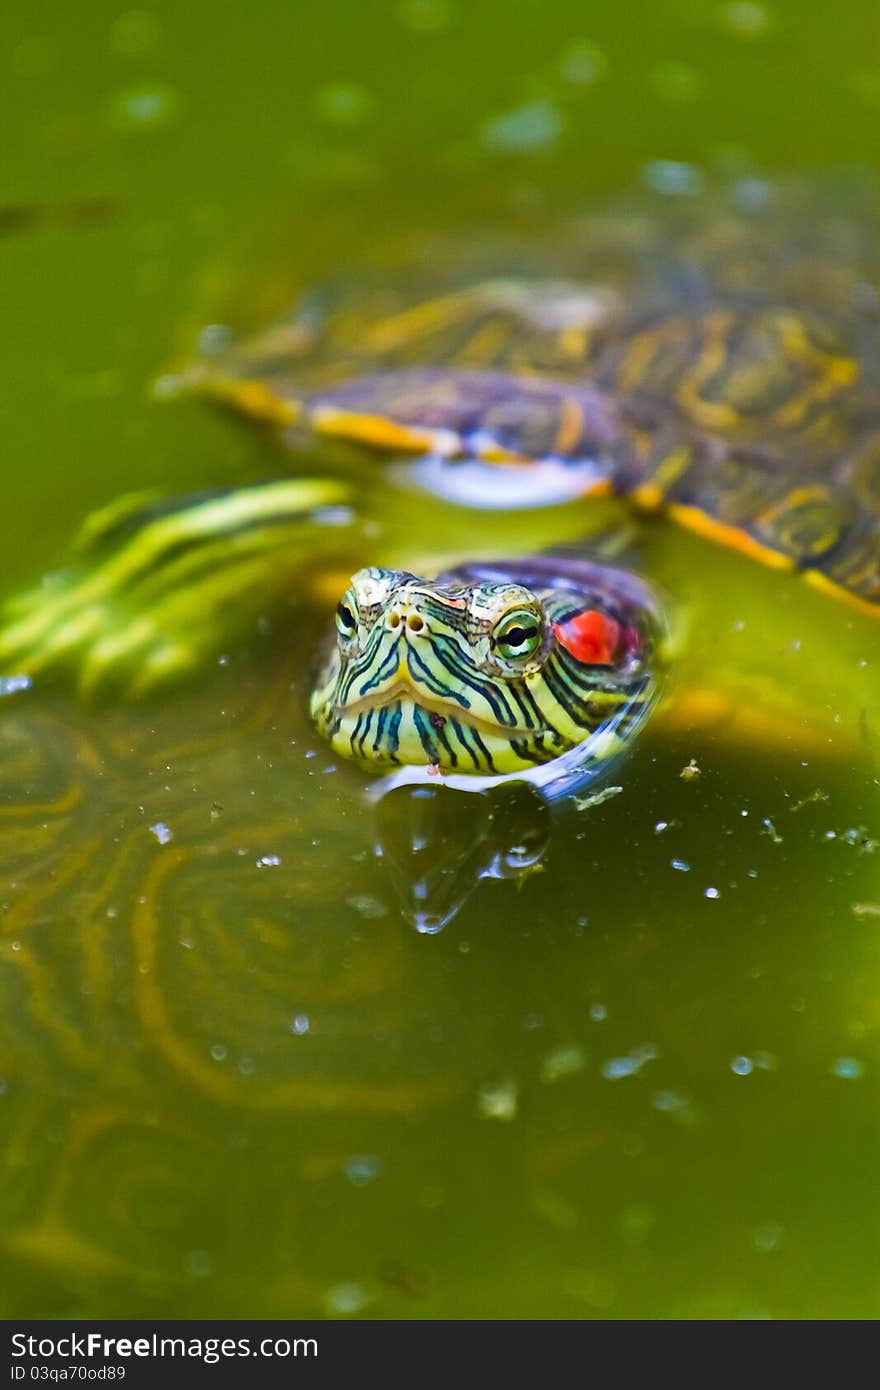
[{"left": 186, "top": 174, "right": 880, "bottom": 614}]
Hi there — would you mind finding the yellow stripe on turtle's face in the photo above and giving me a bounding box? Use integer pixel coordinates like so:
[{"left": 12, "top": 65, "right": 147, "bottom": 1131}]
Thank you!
[{"left": 310, "top": 565, "right": 657, "bottom": 776}]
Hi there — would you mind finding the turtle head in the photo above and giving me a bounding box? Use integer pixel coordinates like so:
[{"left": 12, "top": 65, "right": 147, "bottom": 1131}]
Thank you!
[{"left": 310, "top": 563, "right": 657, "bottom": 776}]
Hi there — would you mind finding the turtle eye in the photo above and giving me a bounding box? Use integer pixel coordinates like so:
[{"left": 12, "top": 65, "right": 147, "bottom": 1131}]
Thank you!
[
  {"left": 335, "top": 593, "right": 358, "bottom": 644},
  {"left": 492, "top": 607, "right": 544, "bottom": 663}
]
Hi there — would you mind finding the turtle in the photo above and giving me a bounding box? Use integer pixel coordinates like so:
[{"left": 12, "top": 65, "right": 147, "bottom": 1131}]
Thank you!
[
  {"left": 1, "top": 174, "right": 877, "bottom": 794},
  {"left": 2, "top": 173, "right": 880, "bottom": 1319},
  {"left": 1, "top": 172, "right": 876, "bottom": 922}
]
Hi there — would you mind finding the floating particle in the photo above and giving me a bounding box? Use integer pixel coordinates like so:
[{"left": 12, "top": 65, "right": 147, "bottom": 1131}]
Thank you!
[
  {"left": 602, "top": 1056, "right": 640, "bottom": 1081},
  {"left": 589, "top": 1002, "right": 607, "bottom": 1022},
  {"left": 718, "top": 1, "right": 773, "bottom": 39},
  {"left": 852, "top": 902, "right": 880, "bottom": 919},
  {"left": 210, "top": 1043, "right": 227, "bottom": 1062},
  {"left": 540, "top": 1043, "right": 587, "bottom": 1084},
  {"left": 185, "top": 1249, "right": 214, "bottom": 1278},
  {"left": 704, "top": 886, "right": 721, "bottom": 900},
  {"left": 789, "top": 789, "right": 829, "bottom": 813},
  {"left": 650, "top": 61, "right": 704, "bottom": 105},
  {"left": 761, "top": 817, "right": 783, "bottom": 844},
  {"left": 730, "top": 1055, "right": 753, "bottom": 1075},
  {"left": 839, "top": 827, "right": 877, "bottom": 854},
  {"left": 574, "top": 784, "right": 622, "bottom": 811},
  {"left": 477, "top": 1078, "right": 518, "bottom": 1121},
  {"left": 619, "top": 1203, "right": 655, "bottom": 1244},
  {"left": 532, "top": 1189, "right": 579, "bottom": 1231},
  {"left": 110, "top": 10, "right": 162, "bottom": 57},
  {"left": 289, "top": 1014, "right": 310, "bottom": 1035},
  {"left": 643, "top": 160, "right": 705, "bottom": 197},
  {"left": 831, "top": 1056, "right": 864, "bottom": 1079},
  {"left": 480, "top": 100, "right": 564, "bottom": 154},
  {"left": 315, "top": 82, "right": 373, "bottom": 126},
  {"left": 671, "top": 858, "right": 690, "bottom": 873},
  {"left": 679, "top": 758, "right": 701, "bottom": 782},
  {"left": 345, "top": 1155, "right": 383, "bottom": 1186},
  {"left": 0, "top": 676, "right": 31, "bottom": 697},
  {"left": 396, "top": 0, "right": 452, "bottom": 32},
  {"left": 751, "top": 1221, "right": 783, "bottom": 1253},
  {"left": 564, "top": 1271, "right": 617, "bottom": 1310},
  {"left": 110, "top": 82, "right": 181, "bottom": 131},
  {"left": 558, "top": 40, "right": 607, "bottom": 86},
  {"left": 325, "top": 1283, "right": 370, "bottom": 1316},
  {"left": 149, "top": 822, "right": 173, "bottom": 845},
  {"left": 256, "top": 854, "right": 281, "bottom": 868},
  {"left": 346, "top": 894, "right": 388, "bottom": 919}
]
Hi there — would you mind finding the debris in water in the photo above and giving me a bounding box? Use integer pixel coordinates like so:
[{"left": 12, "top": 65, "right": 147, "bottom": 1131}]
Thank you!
[
  {"left": 0, "top": 676, "right": 31, "bottom": 697},
  {"left": 574, "top": 784, "right": 622, "bottom": 811},
  {"left": 540, "top": 1043, "right": 587, "bottom": 1084},
  {"left": 149, "top": 822, "right": 173, "bottom": 845},
  {"left": 477, "top": 1078, "right": 519, "bottom": 1121},
  {"left": 852, "top": 902, "right": 880, "bottom": 919},
  {"left": 789, "top": 789, "right": 829, "bottom": 813},
  {"left": 480, "top": 99, "right": 564, "bottom": 154},
  {"left": 761, "top": 817, "right": 783, "bottom": 844},
  {"left": 601, "top": 1043, "right": 657, "bottom": 1080},
  {"left": 344, "top": 1155, "right": 383, "bottom": 1186},
  {"left": 346, "top": 894, "right": 388, "bottom": 919},
  {"left": 831, "top": 1057, "right": 864, "bottom": 1080},
  {"left": 679, "top": 759, "right": 701, "bottom": 782},
  {"left": 324, "top": 1282, "right": 370, "bottom": 1316}
]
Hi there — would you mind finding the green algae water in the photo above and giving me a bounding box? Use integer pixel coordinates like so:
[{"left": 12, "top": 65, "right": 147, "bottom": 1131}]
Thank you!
[{"left": 2, "top": 0, "right": 880, "bottom": 1320}]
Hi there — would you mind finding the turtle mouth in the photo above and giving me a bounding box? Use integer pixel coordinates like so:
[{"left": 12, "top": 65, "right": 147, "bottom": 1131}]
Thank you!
[{"left": 335, "top": 682, "right": 542, "bottom": 740}]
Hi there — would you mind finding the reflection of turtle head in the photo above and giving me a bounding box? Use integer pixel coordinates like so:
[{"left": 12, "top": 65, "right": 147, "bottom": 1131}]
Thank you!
[{"left": 373, "top": 780, "right": 551, "bottom": 933}]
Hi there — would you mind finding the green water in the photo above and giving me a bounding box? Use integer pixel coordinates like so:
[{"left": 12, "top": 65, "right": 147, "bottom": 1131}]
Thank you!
[{"left": 2, "top": 0, "right": 880, "bottom": 1320}]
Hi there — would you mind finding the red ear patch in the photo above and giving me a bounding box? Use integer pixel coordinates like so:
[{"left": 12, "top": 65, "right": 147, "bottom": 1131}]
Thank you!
[{"left": 554, "top": 609, "right": 622, "bottom": 665}]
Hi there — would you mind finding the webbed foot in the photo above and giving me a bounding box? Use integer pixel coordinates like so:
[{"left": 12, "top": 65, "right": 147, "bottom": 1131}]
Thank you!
[{"left": 0, "top": 478, "right": 355, "bottom": 698}]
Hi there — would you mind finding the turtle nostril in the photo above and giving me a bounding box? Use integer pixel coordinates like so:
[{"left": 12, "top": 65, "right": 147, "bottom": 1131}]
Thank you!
[
  {"left": 406, "top": 613, "right": 425, "bottom": 633},
  {"left": 388, "top": 610, "right": 402, "bottom": 629}
]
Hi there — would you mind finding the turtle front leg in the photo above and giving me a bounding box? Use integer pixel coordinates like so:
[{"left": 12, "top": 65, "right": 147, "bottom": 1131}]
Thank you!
[{"left": 0, "top": 478, "right": 355, "bottom": 698}]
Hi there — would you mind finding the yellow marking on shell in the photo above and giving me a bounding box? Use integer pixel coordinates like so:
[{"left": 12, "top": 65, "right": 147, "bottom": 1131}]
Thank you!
[
  {"left": 675, "top": 312, "right": 744, "bottom": 433},
  {"left": 579, "top": 477, "right": 615, "bottom": 498},
  {"left": 777, "top": 314, "right": 858, "bottom": 388},
  {"left": 803, "top": 568, "right": 880, "bottom": 618},
  {"left": 204, "top": 377, "right": 302, "bottom": 425},
  {"left": 553, "top": 395, "right": 585, "bottom": 455},
  {"left": 761, "top": 317, "right": 858, "bottom": 430},
  {"left": 475, "top": 440, "right": 529, "bottom": 464},
  {"left": 616, "top": 326, "right": 668, "bottom": 396},
  {"left": 559, "top": 325, "right": 589, "bottom": 362},
  {"left": 311, "top": 405, "right": 438, "bottom": 453},
  {"left": 666, "top": 502, "right": 795, "bottom": 570},
  {"left": 628, "top": 445, "right": 694, "bottom": 511},
  {"left": 753, "top": 484, "right": 849, "bottom": 558},
  {"left": 453, "top": 315, "right": 512, "bottom": 368},
  {"left": 362, "top": 288, "right": 484, "bottom": 353}
]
